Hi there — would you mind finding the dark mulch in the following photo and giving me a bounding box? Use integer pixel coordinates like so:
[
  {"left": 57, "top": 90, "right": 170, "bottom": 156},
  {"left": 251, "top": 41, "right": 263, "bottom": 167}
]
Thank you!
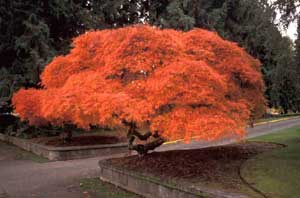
[
  {"left": 107, "top": 141, "right": 283, "bottom": 188},
  {"left": 45, "top": 136, "right": 126, "bottom": 147}
]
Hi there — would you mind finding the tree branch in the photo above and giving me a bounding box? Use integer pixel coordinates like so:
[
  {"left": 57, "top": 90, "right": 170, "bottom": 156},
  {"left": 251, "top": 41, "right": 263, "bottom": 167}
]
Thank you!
[
  {"left": 132, "top": 130, "right": 152, "bottom": 140},
  {"left": 125, "top": 121, "right": 166, "bottom": 156},
  {"left": 129, "top": 137, "right": 166, "bottom": 156}
]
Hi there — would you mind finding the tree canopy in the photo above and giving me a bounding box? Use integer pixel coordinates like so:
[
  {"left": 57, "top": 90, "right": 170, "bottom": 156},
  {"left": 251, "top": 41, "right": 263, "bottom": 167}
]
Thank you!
[
  {"left": 12, "top": 25, "right": 265, "bottom": 154},
  {"left": 1, "top": 0, "right": 299, "bottom": 116}
]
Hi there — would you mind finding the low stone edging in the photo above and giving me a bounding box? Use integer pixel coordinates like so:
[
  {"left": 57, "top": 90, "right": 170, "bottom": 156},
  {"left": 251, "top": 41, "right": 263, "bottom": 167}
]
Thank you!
[
  {"left": 99, "top": 160, "right": 210, "bottom": 198},
  {"left": 99, "top": 160, "right": 252, "bottom": 198},
  {"left": 0, "top": 133, "right": 128, "bottom": 161}
]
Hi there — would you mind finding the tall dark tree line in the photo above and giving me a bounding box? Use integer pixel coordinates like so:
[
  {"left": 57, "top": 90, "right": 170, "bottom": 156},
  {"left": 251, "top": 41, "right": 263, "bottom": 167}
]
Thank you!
[
  {"left": 0, "top": 0, "right": 102, "bottom": 112},
  {"left": 1, "top": 0, "right": 299, "bottom": 114}
]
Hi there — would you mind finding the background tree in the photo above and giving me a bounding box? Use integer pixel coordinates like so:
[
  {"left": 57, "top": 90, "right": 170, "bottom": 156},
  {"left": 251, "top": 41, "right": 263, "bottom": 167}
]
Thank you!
[
  {"left": 2, "top": 0, "right": 299, "bottom": 117},
  {"left": 0, "top": 0, "right": 102, "bottom": 113},
  {"left": 13, "top": 25, "right": 265, "bottom": 155},
  {"left": 291, "top": 16, "right": 300, "bottom": 111},
  {"left": 269, "top": 37, "right": 300, "bottom": 113}
]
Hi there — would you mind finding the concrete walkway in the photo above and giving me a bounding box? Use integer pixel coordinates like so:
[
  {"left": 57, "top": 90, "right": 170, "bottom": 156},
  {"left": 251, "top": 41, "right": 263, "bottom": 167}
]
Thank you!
[
  {"left": 0, "top": 149, "right": 119, "bottom": 198},
  {"left": 160, "top": 117, "right": 300, "bottom": 151},
  {"left": 0, "top": 118, "right": 299, "bottom": 198}
]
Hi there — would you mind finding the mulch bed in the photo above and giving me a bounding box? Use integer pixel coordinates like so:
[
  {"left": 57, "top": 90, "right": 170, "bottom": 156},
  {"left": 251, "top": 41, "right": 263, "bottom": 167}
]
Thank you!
[
  {"left": 107, "top": 141, "right": 283, "bottom": 189},
  {"left": 45, "top": 135, "right": 126, "bottom": 147}
]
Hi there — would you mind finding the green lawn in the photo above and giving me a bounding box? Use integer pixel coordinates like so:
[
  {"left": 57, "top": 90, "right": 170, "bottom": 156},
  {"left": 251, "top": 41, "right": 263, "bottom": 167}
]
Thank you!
[
  {"left": 242, "top": 126, "right": 300, "bottom": 198},
  {"left": 79, "top": 178, "right": 140, "bottom": 198},
  {"left": 0, "top": 141, "right": 48, "bottom": 163}
]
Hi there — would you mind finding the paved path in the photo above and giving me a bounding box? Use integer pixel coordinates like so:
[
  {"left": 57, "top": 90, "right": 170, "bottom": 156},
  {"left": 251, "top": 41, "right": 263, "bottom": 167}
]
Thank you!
[
  {"left": 159, "top": 117, "right": 300, "bottom": 151},
  {"left": 0, "top": 149, "right": 120, "bottom": 198},
  {"left": 0, "top": 118, "right": 299, "bottom": 198}
]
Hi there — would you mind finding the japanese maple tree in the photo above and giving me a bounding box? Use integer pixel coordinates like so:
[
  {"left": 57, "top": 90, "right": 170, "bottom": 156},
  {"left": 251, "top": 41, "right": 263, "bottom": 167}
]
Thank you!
[{"left": 12, "top": 25, "right": 265, "bottom": 155}]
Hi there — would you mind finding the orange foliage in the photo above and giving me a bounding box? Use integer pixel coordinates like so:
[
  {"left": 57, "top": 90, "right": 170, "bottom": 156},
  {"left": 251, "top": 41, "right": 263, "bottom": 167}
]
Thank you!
[{"left": 12, "top": 25, "right": 265, "bottom": 142}]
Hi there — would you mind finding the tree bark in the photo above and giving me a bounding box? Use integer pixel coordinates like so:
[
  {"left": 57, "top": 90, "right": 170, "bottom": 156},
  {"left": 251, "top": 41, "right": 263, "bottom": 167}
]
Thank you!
[
  {"left": 65, "top": 130, "right": 73, "bottom": 142},
  {"left": 126, "top": 122, "right": 166, "bottom": 156},
  {"left": 129, "top": 137, "right": 166, "bottom": 156},
  {"left": 61, "top": 124, "right": 74, "bottom": 143}
]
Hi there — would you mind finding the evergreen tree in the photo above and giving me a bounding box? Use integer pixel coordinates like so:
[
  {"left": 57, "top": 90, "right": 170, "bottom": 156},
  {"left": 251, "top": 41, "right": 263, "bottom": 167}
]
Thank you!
[
  {"left": 0, "top": 0, "right": 100, "bottom": 113},
  {"left": 291, "top": 16, "right": 300, "bottom": 111},
  {"left": 152, "top": 0, "right": 195, "bottom": 31},
  {"left": 1, "top": 0, "right": 299, "bottom": 114},
  {"left": 269, "top": 37, "right": 300, "bottom": 113},
  {"left": 295, "top": 17, "right": 300, "bottom": 67}
]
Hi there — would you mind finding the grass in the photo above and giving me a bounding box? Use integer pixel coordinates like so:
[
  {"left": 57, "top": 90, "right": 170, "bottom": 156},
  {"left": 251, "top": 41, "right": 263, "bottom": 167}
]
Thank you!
[
  {"left": 0, "top": 141, "right": 49, "bottom": 163},
  {"left": 242, "top": 126, "right": 300, "bottom": 198},
  {"left": 79, "top": 178, "right": 140, "bottom": 198},
  {"left": 14, "top": 149, "right": 49, "bottom": 163}
]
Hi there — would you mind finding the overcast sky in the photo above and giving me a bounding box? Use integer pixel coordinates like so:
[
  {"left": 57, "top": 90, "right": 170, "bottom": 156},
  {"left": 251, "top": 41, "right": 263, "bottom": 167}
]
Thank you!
[
  {"left": 269, "top": 0, "right": 298, "bottom": 41},
  {"left": 284, "top": 21, "right": 298, "bottom": 41}
]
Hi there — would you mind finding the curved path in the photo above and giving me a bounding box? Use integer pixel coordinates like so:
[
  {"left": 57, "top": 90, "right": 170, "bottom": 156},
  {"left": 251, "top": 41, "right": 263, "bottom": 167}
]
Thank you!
[
  {"left": 159, "top": 117, "right": 300, "bottom": 151},
  {"left": 0, "top": 118, "right": 299, "bottom": 198}
]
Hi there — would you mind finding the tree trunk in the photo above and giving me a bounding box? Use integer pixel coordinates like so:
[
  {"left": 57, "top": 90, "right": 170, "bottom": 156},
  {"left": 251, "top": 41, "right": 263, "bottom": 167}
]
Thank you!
[
  {"left": 65, "top": 130, "right": 73, "bottom": 142},
  {"left": 129, "top": 137, "right": 166, "bottom": 156},
  {"left": 126, "top": 121, "right": 166, "bottom": 156},
  {"left": 61, "top": 124, "right": 74, "bottom": 143}
]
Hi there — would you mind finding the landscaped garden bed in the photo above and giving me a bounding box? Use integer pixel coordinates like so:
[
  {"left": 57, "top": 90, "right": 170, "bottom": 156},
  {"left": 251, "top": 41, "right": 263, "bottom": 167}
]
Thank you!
[
  {"left": 35, "top": 135, "right": 126, "bottom": 147},
  {"left": 99, "top": 141, "right": 284, "bottom": 198},
  {"left": 0, "top": 132, "right": 128, "bottom": 161}
]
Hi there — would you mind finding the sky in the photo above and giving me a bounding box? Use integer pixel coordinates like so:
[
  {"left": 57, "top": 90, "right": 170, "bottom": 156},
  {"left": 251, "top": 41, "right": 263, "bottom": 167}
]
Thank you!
[
  {"left": 269, "top": 0, "right": 298, "bottom": 41},
  {"left": 284, "top": 21, "right": 298, "bottom": 41}
]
